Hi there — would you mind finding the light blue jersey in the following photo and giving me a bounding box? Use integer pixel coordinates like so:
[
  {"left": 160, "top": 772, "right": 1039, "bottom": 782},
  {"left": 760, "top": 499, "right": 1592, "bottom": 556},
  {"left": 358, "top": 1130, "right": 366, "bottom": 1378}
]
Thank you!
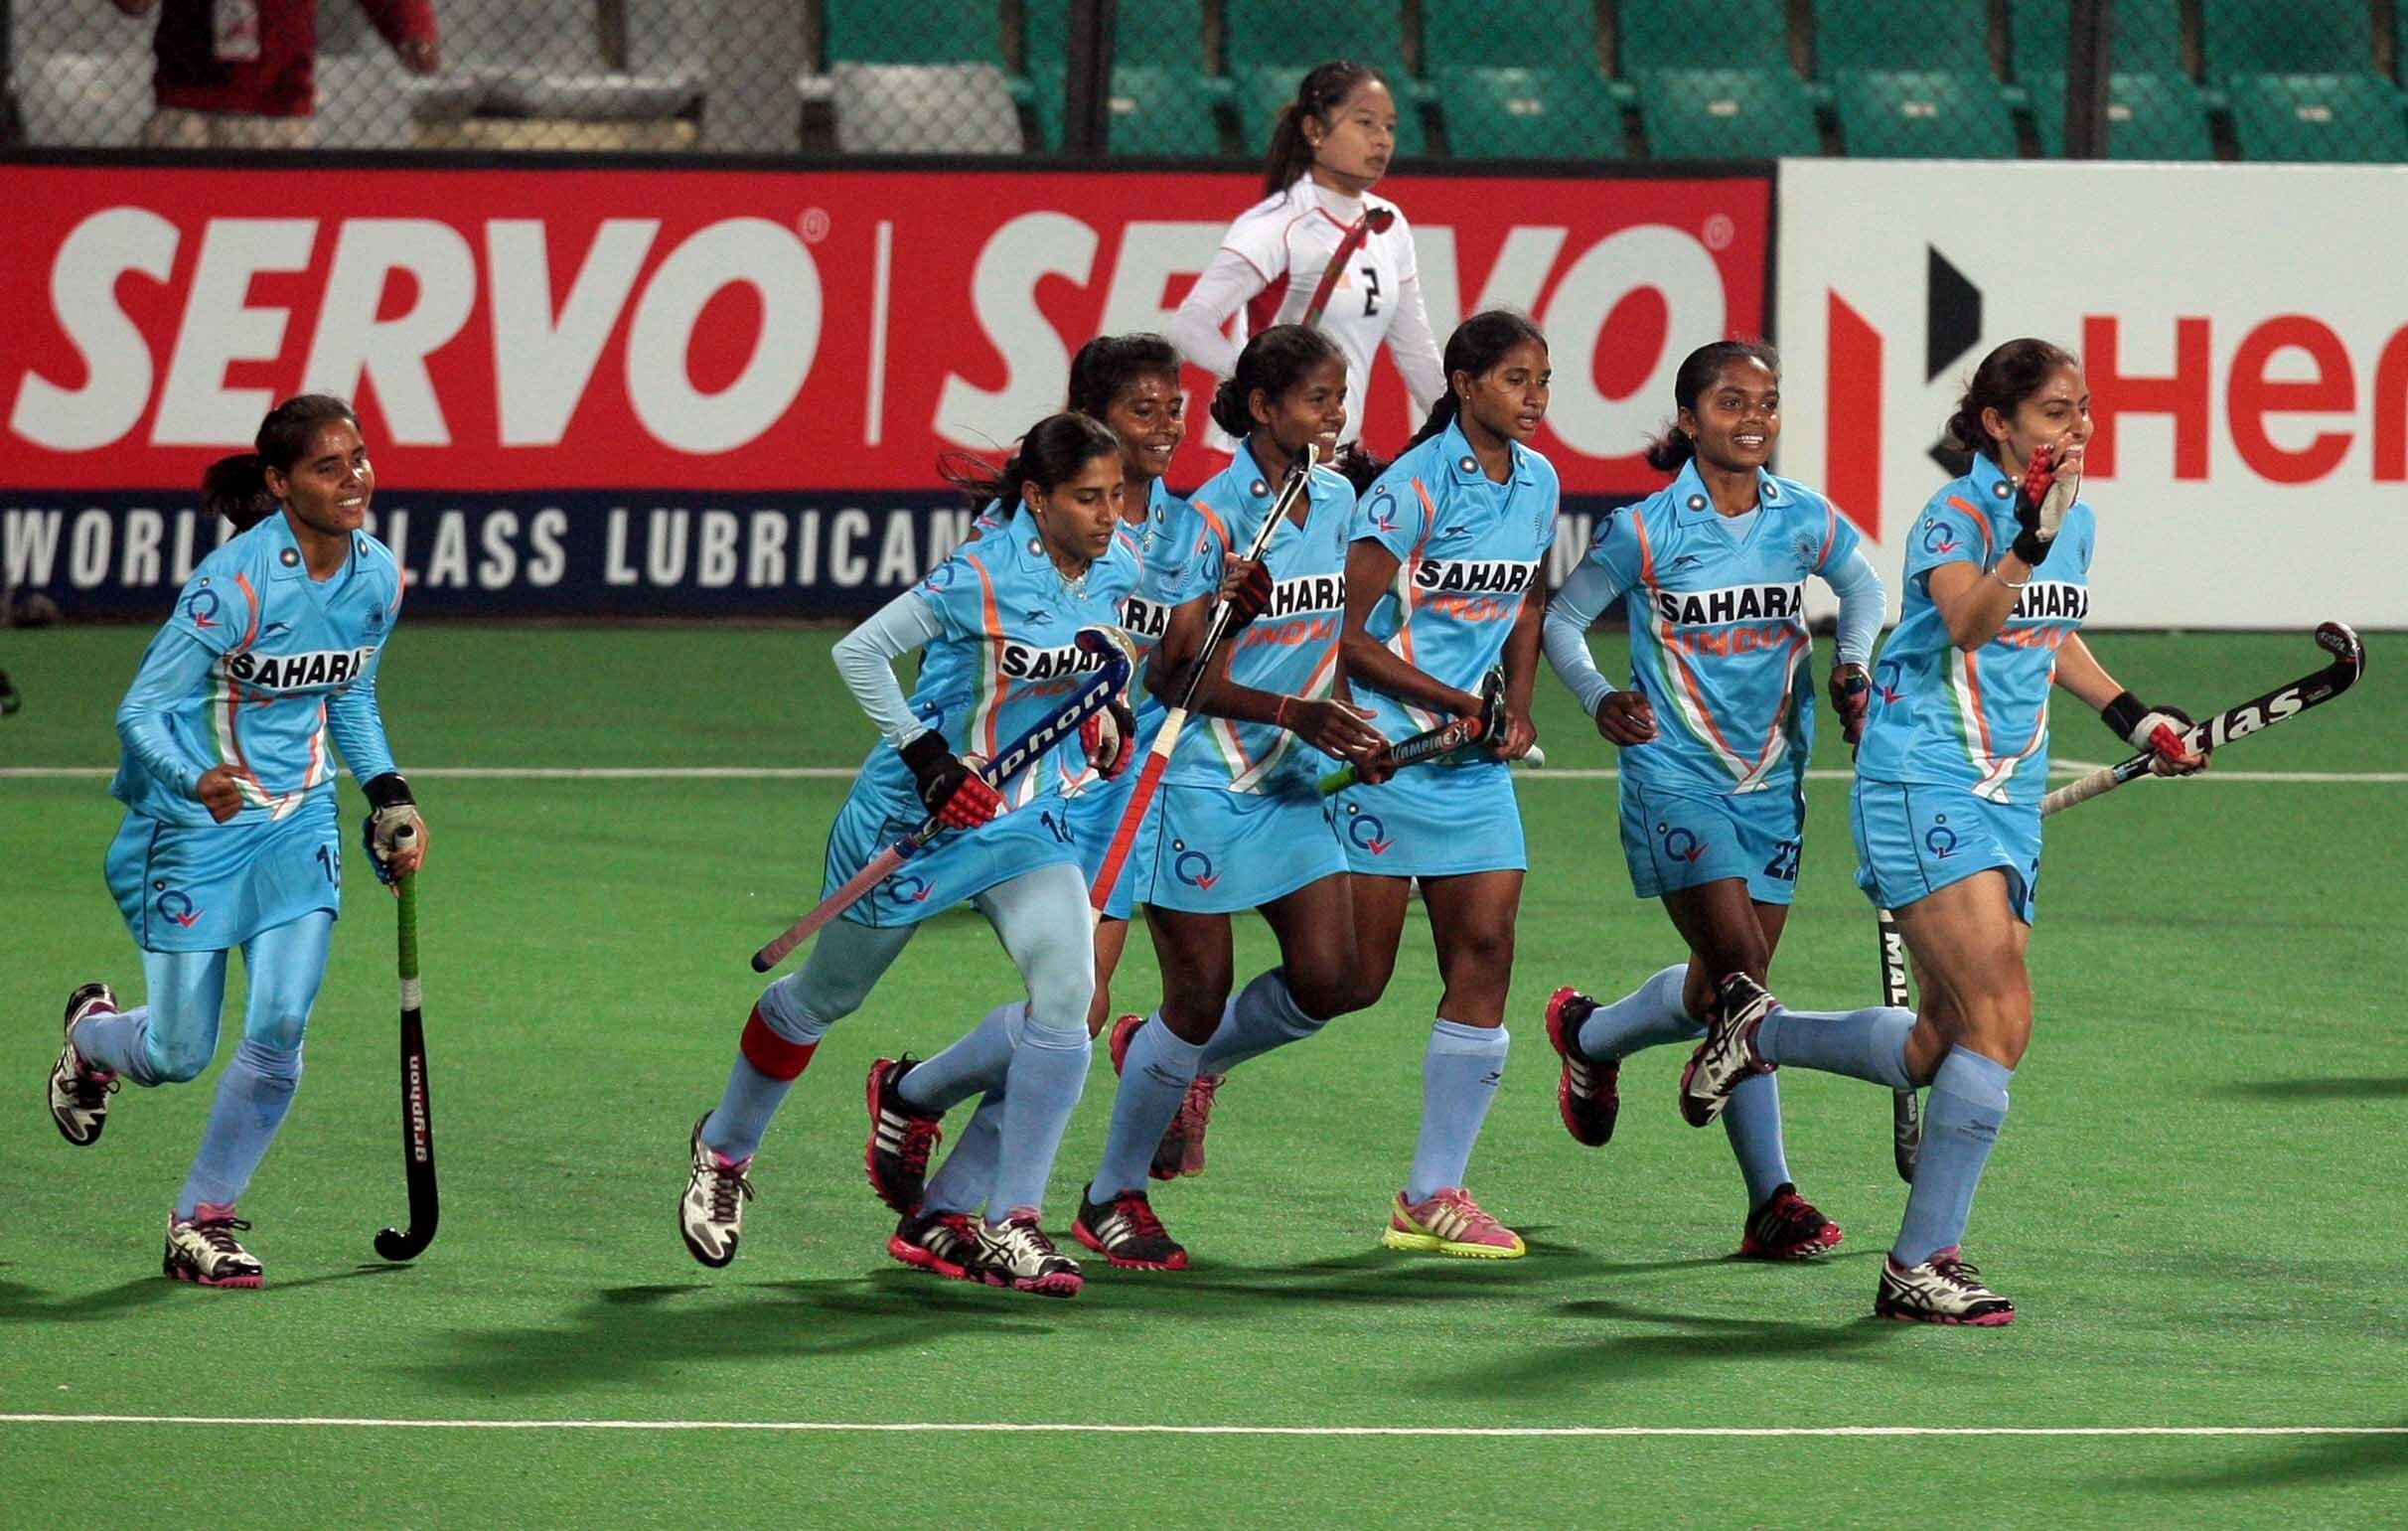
[
  {"left": 1352, "top": 420, "right": 1558, "bottom": 735},
  {"left": 114, "top": 514, "right": 402, "bottom": 829},
  {"left": 1580, "top": 461, "right": 1860, "bottom": 798},
  {"left": 1141, "top": 440, "right": 1355, "bottom": 795},
  {"left": 1854, "top": 453, "right": 2094, "bottom": 807},
  {"left": 853, "top": 502, "right": 1141, "bottom": 819}
]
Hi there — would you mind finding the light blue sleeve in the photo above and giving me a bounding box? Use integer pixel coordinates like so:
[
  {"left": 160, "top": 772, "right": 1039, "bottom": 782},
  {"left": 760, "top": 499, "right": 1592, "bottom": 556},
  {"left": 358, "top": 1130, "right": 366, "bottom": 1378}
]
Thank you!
[
  {"left": 1821, "top": 544, "right": 1886, "bottom": 668},
  {"left": 832, "top": 589, "right": 948, "bottom": 746},
  {"left": 114, "top": 629, "right": 219, "bottom": 801},
  {"left": 1542, "top": 558, "right": 1629, "bottom": 719},
  {"left": 324, "top": 644, "right": 399, "bottom": 784}
]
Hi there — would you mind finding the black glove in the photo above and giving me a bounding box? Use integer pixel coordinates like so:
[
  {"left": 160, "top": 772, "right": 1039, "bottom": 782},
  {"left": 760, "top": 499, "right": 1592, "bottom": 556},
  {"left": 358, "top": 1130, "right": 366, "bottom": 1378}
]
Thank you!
[{"left": 900, "top": 731, "right": 1002, "bottom": 830}]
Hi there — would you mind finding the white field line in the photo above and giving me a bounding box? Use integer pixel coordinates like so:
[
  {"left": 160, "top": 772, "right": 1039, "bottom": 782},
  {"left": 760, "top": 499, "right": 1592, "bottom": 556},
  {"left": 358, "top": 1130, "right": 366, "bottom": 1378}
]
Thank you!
[
  {"left": 3, "top": 766, "right": 2404, "bottom": 785},
  {"left": 0, "top": 1414, "right": 2401, "bottom": 1440}
]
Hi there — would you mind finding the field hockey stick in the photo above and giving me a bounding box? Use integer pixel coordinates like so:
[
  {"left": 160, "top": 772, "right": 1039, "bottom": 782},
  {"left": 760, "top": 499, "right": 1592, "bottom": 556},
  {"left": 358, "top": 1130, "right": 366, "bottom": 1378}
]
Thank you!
[
  {"left": 373, "top": 823, "right": 438, "bottom": 1262},
  {"left": 1837, "top": 669, "right": 1924, "bottom": 1181},
  {"left": 1315, "top": 668, "right": 1538, "bottom": 794},
  {"left": 1879, "top": 622, "right": 2363, "bottom": 1180},
  {"left": 1085, "top": 445, "right": 1318, "bottom": 910},
  {"left": 2039, "top": 621, "right": 2364, "bottom": 817},
  {"left": 752, "top": 630, "right": 1133, "bottom": 973}
]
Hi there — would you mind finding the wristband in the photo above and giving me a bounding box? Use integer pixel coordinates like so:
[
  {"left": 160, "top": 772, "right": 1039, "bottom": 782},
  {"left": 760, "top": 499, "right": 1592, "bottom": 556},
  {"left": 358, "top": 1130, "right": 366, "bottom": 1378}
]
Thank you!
[
  {"left": 362, "top": 771, "right": 414, "bottom": 809},
  {"left": 2099, "top": 690, "right": 2149, "bottom": 743}
]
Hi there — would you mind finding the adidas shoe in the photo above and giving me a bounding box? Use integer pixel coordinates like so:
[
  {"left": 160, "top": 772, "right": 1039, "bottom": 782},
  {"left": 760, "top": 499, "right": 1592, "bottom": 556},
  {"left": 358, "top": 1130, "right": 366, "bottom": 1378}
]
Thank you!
[
  {"left": 162, "top": 1204, "right": 262, "bottom": 1288},
  {"left": 1678, "top": 973, "right": 1777, "bottom": 1128},
  {"left": 1071, "top": 1184, "right": 1189, "bottom": 1271},
  {"left": 976, "top": 1211, "right": 1083, "bottom": 1298},
  {"left": 1382, "top": 1187, "right": 1526, "bottom": 1259},
  {"left": 1736, "top": 1182, "right": 1844, "bottom": 1261},
  {"left": 1876, "top": 1247, "right": 2015, "bottom": 1325},
  {"left": 48, "top": 983, "right": 120, "bottom": 1148},
  {"left": 678, "top": 1114, "right": 753, "bottom": 1269},
  {"left": 1544, "top": 986, "right": 1620, "bottom": 1147},
  {"left": 1107, "top": 1012, "right": 1223, "bottom": 1180},
  {"left": 864, "top": 1056, "right": 944, "bottom": 1214},
  {"left": 887, "top": 1208, "right": 988, "bottom": 1283}
]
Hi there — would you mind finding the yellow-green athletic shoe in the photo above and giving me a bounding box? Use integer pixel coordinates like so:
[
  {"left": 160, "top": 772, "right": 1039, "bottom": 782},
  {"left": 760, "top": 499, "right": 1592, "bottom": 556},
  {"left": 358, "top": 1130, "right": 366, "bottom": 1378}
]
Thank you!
[{"left": 1382, "top": 1187, "right": 1526, "bottom": 1259}]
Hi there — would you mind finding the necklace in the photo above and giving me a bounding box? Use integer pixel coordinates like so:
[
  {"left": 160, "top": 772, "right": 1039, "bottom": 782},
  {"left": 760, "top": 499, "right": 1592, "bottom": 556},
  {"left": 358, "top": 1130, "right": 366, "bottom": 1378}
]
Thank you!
[{"left": 1032, "top": 536, "right": 1090, "bottom": 600}]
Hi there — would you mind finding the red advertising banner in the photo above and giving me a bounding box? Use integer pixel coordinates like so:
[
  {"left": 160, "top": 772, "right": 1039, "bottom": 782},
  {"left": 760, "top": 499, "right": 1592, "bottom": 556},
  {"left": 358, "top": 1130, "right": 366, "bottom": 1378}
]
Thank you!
[{"left": 1, "top": 164, "right": 1768, "bottom": 497}]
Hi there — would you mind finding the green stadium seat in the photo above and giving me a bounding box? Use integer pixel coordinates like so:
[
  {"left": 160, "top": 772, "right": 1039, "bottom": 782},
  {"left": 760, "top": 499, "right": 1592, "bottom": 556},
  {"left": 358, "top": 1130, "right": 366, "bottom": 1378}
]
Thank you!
[
  {"left": 1632, "top": 67, "right": 1822, "bottom": 158},
  {"left": 1618, "top": 0, "right": 1792, "bottom": 73},
  {"left": 1828, "top": 69, "right": 2019, "bottom": 158},
  {"left": 1235, "top": 63, "right": 1428, "bottom": 159},
  {"left": 1223, "top": 0, "right": 1406, "bottom": 77},
  {"left": 1431, "top": 66, "right": 1622, "bottom": 159},
  {"left": 1030, "top": 62, "right": 1225, "bottom": 155},
  {"left": 823, "top": 0, "right": 1008, "bottom": 69},
  {"left": 1424, "top": 0, "right": 1599, "bottom": 72},
  {"left": 2008, "top": 0, "right": 2185, "bottom": 81},
  {"left": 1812, "top": 0, "right": 1993, "bottom": 77},
  {"left": 2200, "top": 0, "right": 2374, "bottom": 82},
  {"left": 2224, "top": 73, "right": 2408, "bottom": 162},
  {"left": 2024, "top": 70, "right": 2214, "bottom": 159}
]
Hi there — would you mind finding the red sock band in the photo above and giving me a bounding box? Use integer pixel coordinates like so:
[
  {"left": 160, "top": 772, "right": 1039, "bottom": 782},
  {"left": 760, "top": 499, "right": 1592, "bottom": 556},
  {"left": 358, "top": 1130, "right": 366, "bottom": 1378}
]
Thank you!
[{"left": 740, "top": 1005, "right": 818, "bottom": 1082}]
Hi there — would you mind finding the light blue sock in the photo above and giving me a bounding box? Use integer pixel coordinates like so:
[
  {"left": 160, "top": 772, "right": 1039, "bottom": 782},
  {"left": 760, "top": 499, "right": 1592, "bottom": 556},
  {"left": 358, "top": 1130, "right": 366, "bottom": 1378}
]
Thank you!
[
  {"left": 924, "top": 1092, "right": 1004, "bottom": 1216},
  {"left": 985, "top": 1022, "right": 1092, "bottom": 1216},
  {"left": 701, "top": 990, "right": 830, "bottom": 1162},
  {"left": 1722, "top": 1071, "right": 1791, "bottom": 1208},
  {"left": 1893, "top": 1047, "right": 2013, "bottom": 1266},
  {"left": 71, "top": 1005, "right": 160, "bottom": 1086},
  {"left": 900, "top": 1001, "right": 1021, "bottom": 1113},
  {"left": 1575, "top": 964, "right": 1700, "bottom": 1062},
  {"left": 1195, "top": 969, "right": 1325, "bottom": 1074},
  {"left": 1404, "top": 1019, "right": 1509, "bottom": 1202},
  {"left": 175, "top": 1038, "right": 301, "bottom": 1217},
  {"left": 1092, "top": 1014, "right": 1205, "bottom": 1198},
  {"left": 1755, "top": 1005, "right": 1916, "bottom": 1090}
]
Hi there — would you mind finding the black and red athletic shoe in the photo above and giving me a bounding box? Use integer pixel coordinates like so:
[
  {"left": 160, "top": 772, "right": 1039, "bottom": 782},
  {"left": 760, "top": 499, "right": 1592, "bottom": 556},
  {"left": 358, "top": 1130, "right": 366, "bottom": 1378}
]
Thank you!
[
  {"left": 864, "top": 1056, "right": 943, "bottom": 1214},
  {"left": 1544, "top": 986, "right": 1620, "bottom": 1147},
  {"left": 1736, "top": 1182, "right": 1844, "bottom": 1261},
  {"left": 887, "top": 1208, "right": 988, "bottom": 1282},
  {"left": 1071, "top": 1184, "right": 1189, "bottom": 1270}
]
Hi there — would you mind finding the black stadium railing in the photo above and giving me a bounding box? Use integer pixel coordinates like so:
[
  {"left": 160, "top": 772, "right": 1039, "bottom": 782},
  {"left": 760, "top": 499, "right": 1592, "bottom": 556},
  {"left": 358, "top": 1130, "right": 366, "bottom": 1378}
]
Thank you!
[{"left": 4, "top": 1, "right": 2405, "bottom": 161}]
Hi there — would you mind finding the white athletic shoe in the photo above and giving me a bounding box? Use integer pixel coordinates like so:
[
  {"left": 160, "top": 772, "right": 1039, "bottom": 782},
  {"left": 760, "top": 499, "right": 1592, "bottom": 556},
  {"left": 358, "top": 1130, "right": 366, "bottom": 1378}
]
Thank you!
[
  {"left": 1678, "top": 973, "right": 1777, "bottom": 1128},
  {"left": 1876, "top": 1247, "right": 2015, "bottom": 1326},
  {"left": 975, "top": 1210, "right": 1083, "bottom": 1298},
  {"left": 679, "top": 1114, "right": 754, "bottom": 1269},
  {"left": 163, "top": 1204, "right": 263, "bottom": 1289},
  {"left": 48, "top": 983, "right": 120, "bottom": 1148}
]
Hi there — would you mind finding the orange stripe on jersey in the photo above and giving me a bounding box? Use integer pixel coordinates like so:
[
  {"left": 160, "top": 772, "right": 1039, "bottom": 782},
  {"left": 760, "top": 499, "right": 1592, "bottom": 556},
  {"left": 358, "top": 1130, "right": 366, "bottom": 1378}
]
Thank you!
[
  {"left": 1752, "top": 633, "right": 1809, "bottom": 762},
  {"left": 964, "top": 553, "right": 1006, "bottom": 758},
  {"left": 1394, "top": 477, "right": 1442, "bottom": 673},
  {"left": 1629, "top": 508, "right": 1657, "bottom": 586},
  {"left": 231, "top": 572, "right": 261, "bottom": 650},
  {"left": 1191, "top": 499, "right": 1232, "bottom": 555},
  {"left": 1960, "top": 647, "right": 1999, "bottom": 764},
  {"left": 1815, "top": 503, "right": 1837, "bottom": 571},
  {"left": 1945, "top": 496, "right": 1997, "bottom": 560}
]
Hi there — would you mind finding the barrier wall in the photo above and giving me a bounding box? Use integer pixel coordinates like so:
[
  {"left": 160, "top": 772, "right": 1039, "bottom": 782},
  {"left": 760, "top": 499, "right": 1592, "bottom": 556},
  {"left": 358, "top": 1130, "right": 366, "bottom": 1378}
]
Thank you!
[{"left": 0, "top": 161, "right": 1768, "bottom": 618}]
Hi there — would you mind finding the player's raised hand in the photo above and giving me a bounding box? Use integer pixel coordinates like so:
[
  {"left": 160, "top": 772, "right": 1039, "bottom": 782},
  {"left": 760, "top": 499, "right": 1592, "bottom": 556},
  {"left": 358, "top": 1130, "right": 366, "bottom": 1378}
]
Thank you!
[
  {"left": 1831, "top": 663, "right": 1872, "bottom": 747},
  {"left": 1593, "top": 689, "right": 1657, "bottom": 747},
  {"left": 195, "top": 764, "right": 244, "bottom": 824},
  {"left": 2011, "top": 442, "right": 2078, "bottom": 565}
]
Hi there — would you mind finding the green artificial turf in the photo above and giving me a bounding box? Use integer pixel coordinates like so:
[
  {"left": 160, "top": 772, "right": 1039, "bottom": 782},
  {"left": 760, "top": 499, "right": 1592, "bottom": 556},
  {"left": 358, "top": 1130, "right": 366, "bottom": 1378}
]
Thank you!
[{"left": 2, "top": 626, "right": 2401, "bottom": 1528}]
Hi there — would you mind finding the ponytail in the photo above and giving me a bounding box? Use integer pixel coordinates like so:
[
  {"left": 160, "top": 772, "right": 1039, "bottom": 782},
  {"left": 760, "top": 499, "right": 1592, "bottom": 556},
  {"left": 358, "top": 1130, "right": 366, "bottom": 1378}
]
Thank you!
[
  {"left": 1641, "top": 339, "right": 1779, "bottom": 478},
  {"left": 1209, "top": 323, "right": 1343, "bottom": 439},
  {"left": 201, "top": 452, "right": 277, "bottom": 532},
  {"left": 940, "top": 412, "right": 1121, "bottom": 511},
  {"left": 1261, "top": 59, "right": 1386, "bottom": 197}
]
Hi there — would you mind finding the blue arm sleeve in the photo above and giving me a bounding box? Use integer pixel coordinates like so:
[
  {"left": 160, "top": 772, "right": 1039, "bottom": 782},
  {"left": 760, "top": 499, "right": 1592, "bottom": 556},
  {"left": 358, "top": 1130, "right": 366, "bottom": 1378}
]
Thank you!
[
  {"left": 1542, "top": 559, "right": 1628, "bottom": 719},
  {"left": 325, "top": 645, "right": 399, "bottom": 784},
  {"left": 1822, "top": 544, "right": 1886, "bottom": 668},
  {"left": 114, "top": 629, "right": 220, "bottom": 801},
  {"left": 833, "top": 589, "right": 947, "bottom": 746}
]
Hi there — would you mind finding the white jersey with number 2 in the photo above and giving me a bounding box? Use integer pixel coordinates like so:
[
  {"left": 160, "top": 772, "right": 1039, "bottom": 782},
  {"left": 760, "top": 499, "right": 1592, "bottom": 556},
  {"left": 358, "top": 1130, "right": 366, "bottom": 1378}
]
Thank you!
[{"left": 1171, "top": 176, "right": 1444, "bottom": 448}]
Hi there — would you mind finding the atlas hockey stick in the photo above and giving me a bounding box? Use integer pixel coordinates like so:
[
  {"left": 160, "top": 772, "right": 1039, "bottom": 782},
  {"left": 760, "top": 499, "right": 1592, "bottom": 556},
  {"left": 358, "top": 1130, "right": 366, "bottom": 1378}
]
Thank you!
[
  {"left": 373, "top": 823, "right": 438, "bottom": 1261},
  {"left": 1882, "top": 621, "right": 2364, "bottom": 1179},
  {"left": 1086, "top": 444, "right": 1318, "bottom": 911},
  {"left": 752, "top": 628, "right": 1132, "bottom": 973}
]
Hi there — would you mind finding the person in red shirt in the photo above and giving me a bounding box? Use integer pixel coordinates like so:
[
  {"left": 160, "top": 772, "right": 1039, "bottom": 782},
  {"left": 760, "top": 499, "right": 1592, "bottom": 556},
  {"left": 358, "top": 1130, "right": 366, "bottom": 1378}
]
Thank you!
[{"left": 111, "top": 0, "right": 440, "bottom": 147}]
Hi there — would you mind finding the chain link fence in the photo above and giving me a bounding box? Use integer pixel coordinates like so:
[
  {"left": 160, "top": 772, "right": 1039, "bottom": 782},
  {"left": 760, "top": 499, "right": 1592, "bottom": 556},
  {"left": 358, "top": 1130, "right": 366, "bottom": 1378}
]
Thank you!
[{"left": 6, "top": 1, "right": 2405, "bottom": 160}]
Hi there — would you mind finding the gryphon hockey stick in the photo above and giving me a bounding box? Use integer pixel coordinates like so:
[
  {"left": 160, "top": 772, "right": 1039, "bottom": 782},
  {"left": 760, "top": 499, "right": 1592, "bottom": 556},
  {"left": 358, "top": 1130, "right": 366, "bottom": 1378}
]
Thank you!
[
  {"left": 1883, "top": 621, "right": 2364, "bottom": 1180},
  {"left": 373, "top": 823, "right": 438, "bottom": 1262},
  {"left": 752, "top": 628, "right": 1132, "bottom": 973},
  {"left": 1085, "top": 443, "right": 1319, "bottom": 911}
]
